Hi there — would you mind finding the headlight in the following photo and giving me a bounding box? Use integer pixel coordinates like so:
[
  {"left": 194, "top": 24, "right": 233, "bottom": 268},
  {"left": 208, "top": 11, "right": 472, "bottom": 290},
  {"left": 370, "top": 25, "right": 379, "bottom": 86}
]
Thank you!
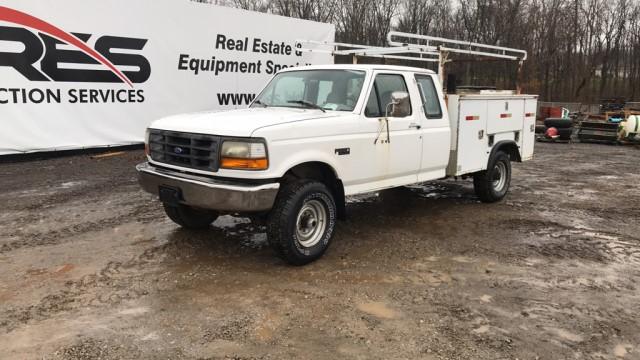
[{"left": 220, "top": 140, "right": 268, "bottom": 170}]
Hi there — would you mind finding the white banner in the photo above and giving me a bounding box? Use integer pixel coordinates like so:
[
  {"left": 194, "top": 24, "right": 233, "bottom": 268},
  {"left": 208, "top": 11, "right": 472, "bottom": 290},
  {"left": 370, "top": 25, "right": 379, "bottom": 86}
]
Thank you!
[{"left": 0, "top": 0, "right": 334, "bottom": 155}]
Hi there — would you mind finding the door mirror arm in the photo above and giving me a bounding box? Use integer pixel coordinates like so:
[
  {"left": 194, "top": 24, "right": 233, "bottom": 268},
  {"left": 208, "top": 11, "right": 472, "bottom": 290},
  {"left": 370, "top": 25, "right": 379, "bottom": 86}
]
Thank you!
[{"left": 385, "top": 91, "right": 411, "bottom": 118}]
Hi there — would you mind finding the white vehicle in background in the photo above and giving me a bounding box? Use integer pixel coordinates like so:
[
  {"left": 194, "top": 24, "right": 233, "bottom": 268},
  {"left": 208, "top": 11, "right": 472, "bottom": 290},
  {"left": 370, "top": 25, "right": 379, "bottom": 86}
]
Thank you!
[{"left": 137, "top": 33, "right": 537, "bottom": 265}]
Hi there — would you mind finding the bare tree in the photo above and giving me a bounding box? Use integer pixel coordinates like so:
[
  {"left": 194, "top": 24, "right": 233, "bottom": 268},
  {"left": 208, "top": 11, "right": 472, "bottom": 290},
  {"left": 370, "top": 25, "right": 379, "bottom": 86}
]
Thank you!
[{"left": 217, "top": 0, "right": 640, "bottom": 102}]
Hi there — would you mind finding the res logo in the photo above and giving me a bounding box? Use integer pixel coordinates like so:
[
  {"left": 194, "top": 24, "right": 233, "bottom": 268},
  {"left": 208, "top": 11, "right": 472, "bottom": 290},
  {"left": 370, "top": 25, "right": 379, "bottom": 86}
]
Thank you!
[{"left": 0, "top": 6, "right": 150, "bottom": 87}]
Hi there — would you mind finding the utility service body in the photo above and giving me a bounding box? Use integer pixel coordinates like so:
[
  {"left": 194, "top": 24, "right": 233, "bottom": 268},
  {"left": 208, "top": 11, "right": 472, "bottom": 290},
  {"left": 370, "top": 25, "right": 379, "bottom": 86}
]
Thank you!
[{"left": 178, "top": 33, "right": 310, "bottom": 76}]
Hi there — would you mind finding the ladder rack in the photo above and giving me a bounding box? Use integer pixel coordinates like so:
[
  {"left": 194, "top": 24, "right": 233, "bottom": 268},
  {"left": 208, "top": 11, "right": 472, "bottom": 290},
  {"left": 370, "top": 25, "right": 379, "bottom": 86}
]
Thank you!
[{"left": 296, "top": 31, "right": 528, "bottom": 93}]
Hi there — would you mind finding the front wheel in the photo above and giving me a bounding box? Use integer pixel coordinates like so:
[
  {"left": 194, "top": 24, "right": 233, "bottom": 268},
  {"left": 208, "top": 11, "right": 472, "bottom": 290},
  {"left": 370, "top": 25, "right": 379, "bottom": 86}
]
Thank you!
[
  {"left": 267, "top": 180, "right": 337, "bottom": 266},
  {"left": 473, "top": 151, "right": 512, "bottom": 203}
]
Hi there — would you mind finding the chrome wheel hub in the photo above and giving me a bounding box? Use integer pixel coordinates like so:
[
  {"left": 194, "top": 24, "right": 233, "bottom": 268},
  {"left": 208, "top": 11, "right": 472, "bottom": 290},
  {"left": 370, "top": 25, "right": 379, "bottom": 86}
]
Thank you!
[
  {"left": 492, "top": 161, "right": 507, "bottom": 192},
  {"left": 296, "top": 200, "right": 327, "bottom": 248}
]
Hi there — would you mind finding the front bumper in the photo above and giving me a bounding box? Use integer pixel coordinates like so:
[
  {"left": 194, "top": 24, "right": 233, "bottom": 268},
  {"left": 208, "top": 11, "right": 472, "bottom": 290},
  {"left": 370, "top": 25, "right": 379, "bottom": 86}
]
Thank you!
[{"left": 136, "top": 162, "right": 279, "bottom": 212}]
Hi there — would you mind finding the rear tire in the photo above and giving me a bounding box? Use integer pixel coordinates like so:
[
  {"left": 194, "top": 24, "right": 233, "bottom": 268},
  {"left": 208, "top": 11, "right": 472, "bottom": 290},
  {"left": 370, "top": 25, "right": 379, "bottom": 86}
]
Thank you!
[
  {"left": 267, "top": 180, "right": 337, "bottom": 266},
  {"left": 473, "top": 151, "right": 512, "bottom": 203},
  {"left": 544, "top": 118, "right": 573, "bottom": 129},
  {"left": 557, "top": 127, "right": 573, "bottom": 140},
  {"left": 163, "top": 203, "right": 218, "bottom": 229}
]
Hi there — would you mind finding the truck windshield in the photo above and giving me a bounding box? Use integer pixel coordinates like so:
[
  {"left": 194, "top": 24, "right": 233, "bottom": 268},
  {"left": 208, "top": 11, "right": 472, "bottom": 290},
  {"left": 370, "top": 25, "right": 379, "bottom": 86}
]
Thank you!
[{"left": 252, "top": 70, "right": 366, "bottom": 111}]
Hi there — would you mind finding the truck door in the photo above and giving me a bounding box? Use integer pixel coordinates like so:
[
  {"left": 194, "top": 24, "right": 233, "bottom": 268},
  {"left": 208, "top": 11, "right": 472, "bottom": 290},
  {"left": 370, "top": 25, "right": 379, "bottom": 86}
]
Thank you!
[
  {"left": 414, "top": 74, "right": 451, "bottom": 181},
  {"left": 361, "top": 72, "right": 422, "bottom": 188},
  {"left": 521, "top": 98, "right": 537, "bottom": 160}
]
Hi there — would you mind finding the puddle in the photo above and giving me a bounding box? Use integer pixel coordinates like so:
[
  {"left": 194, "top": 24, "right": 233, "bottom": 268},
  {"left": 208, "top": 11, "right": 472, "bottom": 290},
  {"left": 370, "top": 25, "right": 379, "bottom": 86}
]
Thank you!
[
  {"left": 452, "top": 256, "right": 474, "bottom": 263},
  {"left": 614, "top": 344, "right": 631, "bottom": 357},
  {"left": 346, "top": 192, "right": 379, "bottom": 204},
  {"left": 523, "top": 227, "right": 640, "bottom": 264},
  {"left": 55, "top": 264, "right": 75, "bottom": 274},
  {"left": 214, "top": 215, "right": 251, "bottom": 229},
  {"left": 356, "top": 301, "right": 400, "bottom": 319},
  {"left": 59, "top": 181, "right": 87, "bottom": 189},
  {"left": 141, "top": 332, "right": 159, "bottom": 341},
  {"left": 407, "top": 183, "right": 463, "bottom": 199},
  {"left": 119, "top": 307, "right": 149, "bottom": 316},
  {"left": 546, "top": 327, "right": 583, "bottom": 342},
  {"left": 472, "top": 325, "right": 490, "bottom": 334},
  {"left": 241, "top": 233, "right": 268, "bottom": 249}
]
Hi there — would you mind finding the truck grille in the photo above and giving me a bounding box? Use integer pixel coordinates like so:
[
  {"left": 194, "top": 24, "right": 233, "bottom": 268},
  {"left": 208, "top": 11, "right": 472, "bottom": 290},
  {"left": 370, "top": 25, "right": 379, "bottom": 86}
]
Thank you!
[{"left": 148, "top": 129, "right": 221, "bottom": 172}]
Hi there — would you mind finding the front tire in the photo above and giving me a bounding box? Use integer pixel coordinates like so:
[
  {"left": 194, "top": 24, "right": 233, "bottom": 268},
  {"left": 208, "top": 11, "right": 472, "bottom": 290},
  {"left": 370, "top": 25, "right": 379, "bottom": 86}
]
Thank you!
[
  {"left": 163, "top": 203, "right": 218, "bottom": 229},
  {"left": 473, "top": 151, "right": 512, "bottom": 203},
  {"left": 267, "top": 180, "right": 337, "bottom": 266}
]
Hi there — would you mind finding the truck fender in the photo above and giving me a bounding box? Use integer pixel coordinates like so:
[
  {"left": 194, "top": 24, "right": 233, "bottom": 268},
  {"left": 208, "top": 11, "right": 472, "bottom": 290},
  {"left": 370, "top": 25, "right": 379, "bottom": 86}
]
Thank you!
[
  {"left": 489, "top": 140, "right": 522, "bottom": 163},
  {"left": 275, "top": 153, "right": 346, "bottom": 220},
  {"left": 272, "top": 150, "right": 343, "bottom": 180}
]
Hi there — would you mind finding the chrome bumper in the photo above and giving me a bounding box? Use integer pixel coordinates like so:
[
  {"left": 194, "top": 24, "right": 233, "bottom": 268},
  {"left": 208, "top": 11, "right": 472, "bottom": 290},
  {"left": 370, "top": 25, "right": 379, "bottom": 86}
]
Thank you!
[{"left": 136, "top": 162, "right": 279, "bottom": 212}]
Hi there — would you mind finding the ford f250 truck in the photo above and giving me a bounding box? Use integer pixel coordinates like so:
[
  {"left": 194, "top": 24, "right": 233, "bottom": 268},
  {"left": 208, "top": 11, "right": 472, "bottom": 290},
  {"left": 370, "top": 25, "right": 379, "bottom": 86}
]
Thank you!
[{"left": 137, "top": 64, "right": 537, "bottom": 265}]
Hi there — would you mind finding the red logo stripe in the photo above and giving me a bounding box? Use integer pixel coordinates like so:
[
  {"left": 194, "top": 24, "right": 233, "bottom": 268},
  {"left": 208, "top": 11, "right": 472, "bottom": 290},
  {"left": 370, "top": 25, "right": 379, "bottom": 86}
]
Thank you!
[{"left": 0, "top": 6, "right": 133, "bottom": 87}]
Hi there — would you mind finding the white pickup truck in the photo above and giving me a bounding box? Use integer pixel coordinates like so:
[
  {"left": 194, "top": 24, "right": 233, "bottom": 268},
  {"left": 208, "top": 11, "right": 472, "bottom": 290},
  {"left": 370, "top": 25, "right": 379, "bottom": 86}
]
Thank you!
[{"left": 137, "top": 64, "right": 537, "bottom": 264}]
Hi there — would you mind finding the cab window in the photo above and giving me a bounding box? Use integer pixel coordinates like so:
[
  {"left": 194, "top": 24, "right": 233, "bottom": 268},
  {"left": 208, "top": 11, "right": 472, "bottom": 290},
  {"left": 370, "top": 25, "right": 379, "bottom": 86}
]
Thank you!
[
  {"left": 365, "top": 74, "right": 411, "bottom": 118},
  {"left": 415, "top": 75, "right": 442, "bottom": 118}
]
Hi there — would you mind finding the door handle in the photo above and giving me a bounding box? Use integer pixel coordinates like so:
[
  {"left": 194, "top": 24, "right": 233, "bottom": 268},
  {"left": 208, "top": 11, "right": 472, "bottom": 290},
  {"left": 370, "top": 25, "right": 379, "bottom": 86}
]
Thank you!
[{"left": 409, "top": 123, "right": 421, "bottom": 130}]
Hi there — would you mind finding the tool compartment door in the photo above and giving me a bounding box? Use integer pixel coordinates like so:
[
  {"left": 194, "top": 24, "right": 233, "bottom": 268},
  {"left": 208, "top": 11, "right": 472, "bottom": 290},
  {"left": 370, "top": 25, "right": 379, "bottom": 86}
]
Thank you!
[
  {"left": 487, "top": 99, "right": 525, "bottom": 134},
  {"left": 521, "top": 98, "right": 537, "bottom": 160},
  {"left": 455, "top": 99, "right": 489, "bottom": 174}
]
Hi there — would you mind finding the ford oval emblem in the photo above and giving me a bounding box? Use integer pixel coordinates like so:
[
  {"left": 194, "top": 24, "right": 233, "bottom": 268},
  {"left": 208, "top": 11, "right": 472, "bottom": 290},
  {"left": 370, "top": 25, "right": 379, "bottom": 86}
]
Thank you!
[{"left": 174, "top": 146, "right": 184, "bottom": 154}]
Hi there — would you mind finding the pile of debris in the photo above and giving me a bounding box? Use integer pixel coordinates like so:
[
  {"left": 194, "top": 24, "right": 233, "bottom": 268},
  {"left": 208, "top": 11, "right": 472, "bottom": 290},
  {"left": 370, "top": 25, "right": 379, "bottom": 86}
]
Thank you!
[{"left": 537, "top": 99, "right": 640, "bottom": 144}]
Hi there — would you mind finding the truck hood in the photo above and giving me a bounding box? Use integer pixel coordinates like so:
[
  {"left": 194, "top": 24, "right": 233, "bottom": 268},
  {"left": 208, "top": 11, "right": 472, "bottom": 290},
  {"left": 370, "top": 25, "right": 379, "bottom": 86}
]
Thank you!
[{"left": 149, "top": 108, "right": 343, "bottom": 137}]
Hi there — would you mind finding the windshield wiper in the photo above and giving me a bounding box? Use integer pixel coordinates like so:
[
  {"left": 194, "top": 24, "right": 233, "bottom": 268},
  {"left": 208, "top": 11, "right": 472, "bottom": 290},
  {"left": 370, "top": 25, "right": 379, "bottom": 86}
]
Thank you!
[
  {"left": 287, "top": 100, "right": 326, "bottom": 112},
  {"left": 253, "top": 100, "right": 268, "bottom": 108}
]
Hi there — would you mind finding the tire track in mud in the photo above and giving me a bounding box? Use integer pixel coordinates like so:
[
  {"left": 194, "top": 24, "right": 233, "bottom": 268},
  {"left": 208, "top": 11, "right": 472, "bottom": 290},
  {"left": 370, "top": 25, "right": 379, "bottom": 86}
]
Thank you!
[
  {"left": 524, "top": 227, "right": 640, "bottom": 265},
  {"left": 0, "top": 239, "right": 168, "bottom": 332},
  {"left": 51, "top": 337, "right": 144, "bottom": 360},
  {"left": 502, "top": 218, "right": 640, "bottom": 265},
  {"left": 0, "top": 202, "right": 163, "bottom": 254},
  {"left": 4, "top": 180, "right": 139, "bottom": 212},
  {"left": 0, "top": 222, "right": 241, "bottom": 332}
]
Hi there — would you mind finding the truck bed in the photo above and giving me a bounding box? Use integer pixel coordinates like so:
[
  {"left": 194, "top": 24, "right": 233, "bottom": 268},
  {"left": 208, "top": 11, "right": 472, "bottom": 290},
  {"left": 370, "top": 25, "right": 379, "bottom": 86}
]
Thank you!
[{"left": 446, "top": 94, "right": 537, "bottom": 176}]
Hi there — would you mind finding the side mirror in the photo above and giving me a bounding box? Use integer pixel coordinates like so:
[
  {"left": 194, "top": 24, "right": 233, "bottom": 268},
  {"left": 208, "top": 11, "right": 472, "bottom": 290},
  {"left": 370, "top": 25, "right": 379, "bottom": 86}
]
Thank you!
[{"left": 386, "top": 91, "right": 410, "bottom": 118}]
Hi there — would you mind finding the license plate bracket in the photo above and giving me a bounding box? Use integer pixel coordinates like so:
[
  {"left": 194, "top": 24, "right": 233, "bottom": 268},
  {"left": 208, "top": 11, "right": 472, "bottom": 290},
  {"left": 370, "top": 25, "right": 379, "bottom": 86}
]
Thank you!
[{"left": 158, "top": 186, "right": 182, "bottom": 205}]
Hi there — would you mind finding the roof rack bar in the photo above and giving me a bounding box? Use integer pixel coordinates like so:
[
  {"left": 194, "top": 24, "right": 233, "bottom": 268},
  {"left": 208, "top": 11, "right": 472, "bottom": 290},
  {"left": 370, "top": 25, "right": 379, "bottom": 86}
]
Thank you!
[
  {"left": 336, "top": 45, "right": 439, "bottom": 57},
  {"left": 296, "top": 33, "right": 527, "bottom": 93},
  {"left": 354, "top": 54, "right": 440, "bottom": 63},
  {"left": 438, "top": 47, "right": 520, "bottom": 61},
  {"left": 295, "top": 39, "right": 440, "bottom": 62},
  {"left": 388, "top": 31, "right": 527, "bottom": 61}
]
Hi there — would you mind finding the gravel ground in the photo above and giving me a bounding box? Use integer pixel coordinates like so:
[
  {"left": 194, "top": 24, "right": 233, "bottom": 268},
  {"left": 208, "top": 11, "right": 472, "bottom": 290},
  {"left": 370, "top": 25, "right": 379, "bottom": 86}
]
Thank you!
[{"left": 0, "top": 142, "right": 639, "bottom": 359}]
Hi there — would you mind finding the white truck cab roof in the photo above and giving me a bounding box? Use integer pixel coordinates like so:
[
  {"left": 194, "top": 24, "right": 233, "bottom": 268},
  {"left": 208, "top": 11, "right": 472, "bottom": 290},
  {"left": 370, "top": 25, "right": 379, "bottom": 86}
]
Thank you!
[{"left": 279, "top": 64, "right": 435, "bottom": 75}]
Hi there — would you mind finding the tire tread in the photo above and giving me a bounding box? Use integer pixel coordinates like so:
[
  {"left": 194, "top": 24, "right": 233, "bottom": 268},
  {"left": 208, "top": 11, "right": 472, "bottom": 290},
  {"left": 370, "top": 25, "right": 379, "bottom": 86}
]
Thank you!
[
  {"left": 267, "top": 180, "right": 335, "bottom": 265},
  {"left": 473, "top": 151, "right": 511, "bottom": 203}
]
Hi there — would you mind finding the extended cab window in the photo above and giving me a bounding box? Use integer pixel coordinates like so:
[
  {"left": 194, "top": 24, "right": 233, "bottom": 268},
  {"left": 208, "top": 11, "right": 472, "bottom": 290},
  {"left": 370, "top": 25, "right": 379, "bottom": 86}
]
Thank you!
[
  {"left": 365, "top": 74, "right": 411, "bottom": 118},
  {"left": 415, "top": 75, "right": 442, "bottom": 118}
]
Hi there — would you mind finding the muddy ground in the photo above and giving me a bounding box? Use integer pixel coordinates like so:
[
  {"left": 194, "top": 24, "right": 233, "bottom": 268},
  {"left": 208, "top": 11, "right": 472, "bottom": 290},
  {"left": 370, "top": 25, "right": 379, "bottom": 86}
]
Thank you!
[{"left": 1, "top": 142, "right": 639, "bottom": 359}]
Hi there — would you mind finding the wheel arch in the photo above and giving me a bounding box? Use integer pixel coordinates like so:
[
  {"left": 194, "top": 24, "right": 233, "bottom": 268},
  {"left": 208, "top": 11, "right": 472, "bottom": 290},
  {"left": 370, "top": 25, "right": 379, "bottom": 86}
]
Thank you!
[
  {"left": 490, "top": 140, "right": 522, "bottom": 162},
  {"left": 281, "top": 161, "right": 346, "bottom": 220}
]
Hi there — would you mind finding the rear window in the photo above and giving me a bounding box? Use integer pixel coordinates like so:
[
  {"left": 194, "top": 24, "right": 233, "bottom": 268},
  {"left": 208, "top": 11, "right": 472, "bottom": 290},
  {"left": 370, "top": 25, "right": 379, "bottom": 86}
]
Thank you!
[{"left": 416, "top": 75, "right": 442, "bottom": 118}]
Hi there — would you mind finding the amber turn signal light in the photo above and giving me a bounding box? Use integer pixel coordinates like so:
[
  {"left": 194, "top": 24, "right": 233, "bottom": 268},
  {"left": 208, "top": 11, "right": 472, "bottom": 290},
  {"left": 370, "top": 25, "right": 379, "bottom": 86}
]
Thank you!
[{"left": 220, "top": 157, "right": 268, "bottom": 170}]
